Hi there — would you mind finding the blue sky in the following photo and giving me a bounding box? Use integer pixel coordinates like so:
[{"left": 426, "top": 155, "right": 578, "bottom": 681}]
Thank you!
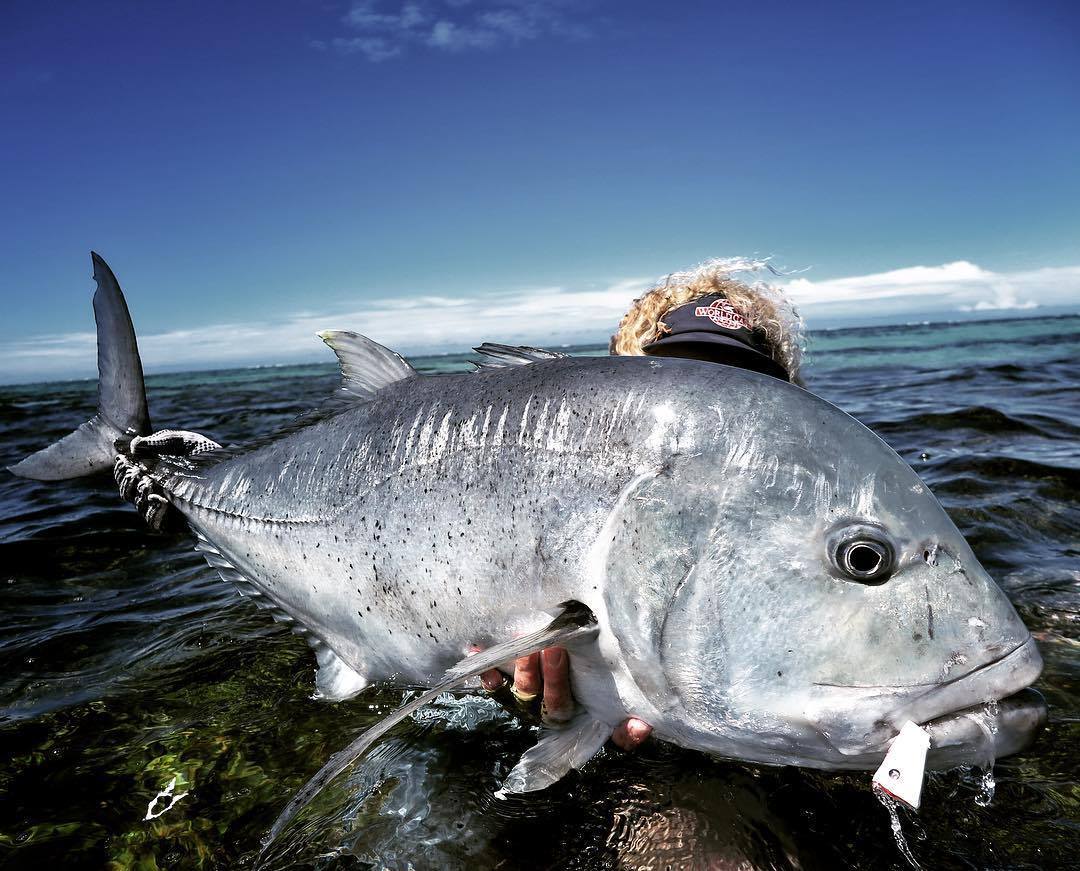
[{"left": 2, "top": 0, "right": 1078, "bottom": 381}]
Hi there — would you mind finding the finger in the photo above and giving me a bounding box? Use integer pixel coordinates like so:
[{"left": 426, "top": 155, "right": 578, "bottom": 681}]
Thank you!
[
  {"left": 512, "top": 652, "right": 542, "bottom": 701},
  {"left": 611, "top": 718, "right": 652, "bottom": 751},
  {"left": 540, "top": 647, "right": 573, "bottom": 725},
  {"left": 144, "top": 494, "right": 169, "bottom": 531},
  {"left": 119, "top": 466, "right": 142, "bottom": 501},
  {"left": 465, "top": 644, "right": 507, "bottom": 694},
  {"left": 134, "top": 476, "right": 155, "bottom": 508},
  {"left": 479, "top": 667, "right": 505, "bottom": 692},
  {"left": 113, "top": 456, "right": 128, "bottom": 486}
]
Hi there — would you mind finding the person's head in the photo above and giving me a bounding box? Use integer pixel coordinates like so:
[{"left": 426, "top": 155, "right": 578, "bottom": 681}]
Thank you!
[{"left": 609, "top": 259, "right": 805, "bottom": 385}]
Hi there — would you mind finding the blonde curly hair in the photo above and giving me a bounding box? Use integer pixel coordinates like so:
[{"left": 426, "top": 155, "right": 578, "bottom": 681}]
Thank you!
[{"left": 609, "top": 258, "right": 805, "bottom": 385}]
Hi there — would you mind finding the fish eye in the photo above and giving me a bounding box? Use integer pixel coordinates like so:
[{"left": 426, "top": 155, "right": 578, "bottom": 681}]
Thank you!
[{"left": 827, "top": 524, "right": 896, "bottom": 584}]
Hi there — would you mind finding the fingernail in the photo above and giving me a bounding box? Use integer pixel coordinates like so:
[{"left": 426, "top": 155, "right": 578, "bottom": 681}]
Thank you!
[{"left": 543, "top": 647, "right": 567, "bottom": 667}]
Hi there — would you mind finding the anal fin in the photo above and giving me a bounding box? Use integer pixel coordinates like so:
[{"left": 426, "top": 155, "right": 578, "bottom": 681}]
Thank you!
[{"left": 312, "top": 642, "right": 368, "bottom": 701}]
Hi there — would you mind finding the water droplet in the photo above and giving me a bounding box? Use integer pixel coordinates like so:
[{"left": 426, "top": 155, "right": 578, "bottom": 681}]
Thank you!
[
  {"left": 874, "top": 784, "right": 923, "bottom": 869},
  {"left": 965, "top": 700, "right": 999, "bottom": 807},
  {"left": 974, "top": 767, "right": 997, "bottom": 807}
]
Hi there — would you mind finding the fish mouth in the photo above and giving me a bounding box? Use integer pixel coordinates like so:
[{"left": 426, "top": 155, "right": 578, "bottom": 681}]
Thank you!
[
  {"left": 877, "top": 635, "right": 1046, "bottom": 768},
  {"left": 803, "top": 636, "right": 1046, "bottom": 769},
  {"left": 688, "top": 638, "right": 1046, "bottom": 771}
]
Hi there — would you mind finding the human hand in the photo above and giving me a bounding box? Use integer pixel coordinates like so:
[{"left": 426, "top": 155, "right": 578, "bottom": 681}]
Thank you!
[
  {"left": 113, "top": 429, "right": 221, "bottom": 530},
  {"left": 479, "top": 647, "right": 652, "bottom": 750}
]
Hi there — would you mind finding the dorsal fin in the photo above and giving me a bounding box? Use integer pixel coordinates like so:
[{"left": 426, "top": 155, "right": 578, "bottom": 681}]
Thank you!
[
  {"left": 471, "top": 343, "right": 569, "bottom": 370},
  {"left": 318, "top": 330, "right": 417, "bottom": 400},
  {"left": 164, "top": 331, "right": 418, "bottom": 470}
]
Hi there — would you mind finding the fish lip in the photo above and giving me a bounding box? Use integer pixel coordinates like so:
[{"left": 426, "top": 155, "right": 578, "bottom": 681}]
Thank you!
[
  {"left": 921, "top": 686, "right": 1048, "bottom": 736},
  {"left": 811, "top": 635, "right": 1037, "bottom": 693}
]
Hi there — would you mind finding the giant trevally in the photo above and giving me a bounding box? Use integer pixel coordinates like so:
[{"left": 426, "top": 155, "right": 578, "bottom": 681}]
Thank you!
[{"left": 11, "top": 254, "right": 1046, "bottom": 849}]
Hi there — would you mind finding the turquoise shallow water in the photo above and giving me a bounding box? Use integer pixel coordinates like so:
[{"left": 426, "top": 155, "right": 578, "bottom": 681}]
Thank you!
[{"left": 0, "top": 314, "right": 1077, "bottom": 869}]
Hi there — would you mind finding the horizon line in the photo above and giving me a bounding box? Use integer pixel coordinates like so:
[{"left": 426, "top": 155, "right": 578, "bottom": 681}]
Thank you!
[{"left": 2, "top": 306, "right": 1075, "bottom": 389}]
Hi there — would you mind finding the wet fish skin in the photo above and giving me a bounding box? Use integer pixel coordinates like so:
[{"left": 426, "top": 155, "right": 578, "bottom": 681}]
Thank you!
[
  {"left": 160, "top": 356, "right": 661, "bottom": 703},
  {"left": 157, "top": 352, "right": 1042, "bottom": 770}
]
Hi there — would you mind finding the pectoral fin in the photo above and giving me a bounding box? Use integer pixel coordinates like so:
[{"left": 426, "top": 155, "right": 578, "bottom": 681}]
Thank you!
[
  {"left": 261, "top": 600, "right": 598, "bottom": 857},
  {"left": 496, "top": 712, "right": 611, "bottom": 797}
]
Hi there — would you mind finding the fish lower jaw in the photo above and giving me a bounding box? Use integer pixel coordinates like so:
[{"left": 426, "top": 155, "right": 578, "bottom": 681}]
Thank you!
[
  {"left": 919, "top": 687, "right": 1047, "bottom": 769},
  {"left": 762, "top": 685, "right": 1047, "bottom": 773}
]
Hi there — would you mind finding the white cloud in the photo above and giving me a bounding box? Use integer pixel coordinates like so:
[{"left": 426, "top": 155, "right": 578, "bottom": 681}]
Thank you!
[
  {"left": 0, "top": 278, "right": 650, "bottom": 382},
  {"left": 314, "top": 1, "right": 587, "bottom": 61},
  {"left": 783, "top": 261, "right": 1080, "bottom": 318},
  {"left": 2, "top": 261, "right": 1077, "bottom": 383}
]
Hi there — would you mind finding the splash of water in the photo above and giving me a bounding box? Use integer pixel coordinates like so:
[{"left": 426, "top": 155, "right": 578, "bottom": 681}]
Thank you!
[
  {"left": 974, "top": 767, "right": 997, "bottom": 808},
  {"left": 873, "top": 784, "right": 922, "bottom": 870},
  {"left": 967, "top": 700, "right": 999, "bottom": 807}
]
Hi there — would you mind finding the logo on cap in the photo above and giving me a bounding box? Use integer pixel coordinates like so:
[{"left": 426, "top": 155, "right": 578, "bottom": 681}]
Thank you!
[{"left": 694, "top": 300, "right": 749, "bottom": 331}]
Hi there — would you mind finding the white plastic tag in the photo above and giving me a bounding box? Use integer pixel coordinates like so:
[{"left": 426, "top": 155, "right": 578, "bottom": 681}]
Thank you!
[{"left": 872, "top": 721, "right": 931, "bottom": 809}]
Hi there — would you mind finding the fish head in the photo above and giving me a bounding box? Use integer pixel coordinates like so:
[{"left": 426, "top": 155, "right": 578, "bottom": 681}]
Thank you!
[{"left": 616, "top": 371, "right": 1045, "bottom": 770}]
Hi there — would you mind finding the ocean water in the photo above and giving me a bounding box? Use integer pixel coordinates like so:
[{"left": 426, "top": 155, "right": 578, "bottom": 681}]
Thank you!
[{"left": 0, "top": 315, "right": 1077, "bottom": 870}]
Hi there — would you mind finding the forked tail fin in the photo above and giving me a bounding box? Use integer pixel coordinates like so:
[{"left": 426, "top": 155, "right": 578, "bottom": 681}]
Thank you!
[{"left": 8, "top": 252, "right": 150, "bottom": 480}]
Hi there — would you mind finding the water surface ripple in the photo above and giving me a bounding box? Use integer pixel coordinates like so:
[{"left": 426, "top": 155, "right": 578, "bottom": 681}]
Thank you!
[{"left": 1, "top": 315, "right": 1077, "bottom": 869}]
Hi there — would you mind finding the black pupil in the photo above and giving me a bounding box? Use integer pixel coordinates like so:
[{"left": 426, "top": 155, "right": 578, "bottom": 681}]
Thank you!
[{"left": 848, "top": 543, "right": 882, "bottom": 574}]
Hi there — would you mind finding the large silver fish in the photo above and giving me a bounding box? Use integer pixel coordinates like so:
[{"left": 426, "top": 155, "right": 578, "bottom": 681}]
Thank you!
[{"left": 12, "top": 254, "right": 1046, "bottom": 848}]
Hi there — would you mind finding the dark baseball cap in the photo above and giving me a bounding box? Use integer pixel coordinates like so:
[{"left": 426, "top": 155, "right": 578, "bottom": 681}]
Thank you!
[{"left": 642, "top": 294, "right": 790, "bottom": 381}]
